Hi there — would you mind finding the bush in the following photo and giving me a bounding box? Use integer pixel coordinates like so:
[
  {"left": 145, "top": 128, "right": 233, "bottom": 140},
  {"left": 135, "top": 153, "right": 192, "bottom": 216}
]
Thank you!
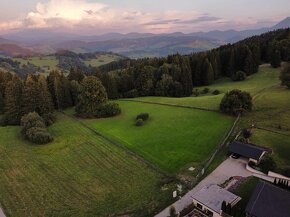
[
  {"left": 212, "top": 90, "right": 220, "bottom": 95},
  {"left": 136, "top": 113, "right": 149, "bottom": 121},
  {"left": 42, "top": 113, "right": 56, "bottom": 126},
  {"left": 21, "top": 112, "right": 53, "bottom": 145},
  {"left": 259, "top": 155, "right": 277, "bottom": 174},
  {"left": 192, "top": 89, "right": 200, "bottom": 97},
  {"left": 280, "top": 63, "right": 290, "bottom": 89},
  {"left": 202, "top": 87, "right": 210, "bottom": 94},
  {"left": 135, "top": 118, "right": 144, "bottom": 126},
  {"left": 94, "top": 102, "right": 121, "bottom": 118},
  {"left": 220, "top": 89, "right": 253, "bottom": 116},
  {"left": 231, "top": 71, "right": 247, "bottom": 81},
  {"left": 21, "top": 112, "right": 46, "bottom": 134},
  {"left": 281, "top": 167, "right": 290, "bottom": 177},
  {"left": 26, "top": 127, "right": 53, "bottom": 144},
  {"left": 0, "top": 115, "right": 6, "bottom": 126}
]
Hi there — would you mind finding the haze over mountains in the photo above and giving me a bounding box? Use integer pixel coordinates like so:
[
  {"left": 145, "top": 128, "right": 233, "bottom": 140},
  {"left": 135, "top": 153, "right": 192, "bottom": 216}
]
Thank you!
[{"left": 0, "top": 17, "right": 290, "bottom": 58}]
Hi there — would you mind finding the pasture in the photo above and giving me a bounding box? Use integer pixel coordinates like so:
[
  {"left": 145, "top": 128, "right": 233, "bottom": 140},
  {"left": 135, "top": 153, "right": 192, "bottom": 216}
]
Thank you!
[
  {"left": 83, "top": 54, "right": 123, "bottom": 67},
  {"left": 135, "top": 65, "right": 280, "bottom": 110},
  {"left": 76, "top": 101, "right": 234, "bottom": 174},
  {"left": 0, "top": 113, "right": 172, "bottom": 217}
]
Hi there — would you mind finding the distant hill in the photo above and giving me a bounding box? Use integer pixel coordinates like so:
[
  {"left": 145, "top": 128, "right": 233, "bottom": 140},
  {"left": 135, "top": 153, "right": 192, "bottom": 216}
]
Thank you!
[
  {"left": 0, "top": 44, "right": 35, "bottom": 56},
  {"left": 1, "top": 16, "right": 290, "bottom": 58}
]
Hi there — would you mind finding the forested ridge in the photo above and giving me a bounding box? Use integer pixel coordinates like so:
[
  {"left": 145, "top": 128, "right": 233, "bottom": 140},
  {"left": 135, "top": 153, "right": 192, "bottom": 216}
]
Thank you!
[{"left": 0, "top": 28, "right": 289, "bottom": 126}]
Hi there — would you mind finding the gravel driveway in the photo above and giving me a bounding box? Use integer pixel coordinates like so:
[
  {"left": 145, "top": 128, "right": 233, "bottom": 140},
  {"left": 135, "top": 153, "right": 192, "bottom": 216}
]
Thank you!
[{"left": 155, "top": 157, "right": 252, "bottom": 217}]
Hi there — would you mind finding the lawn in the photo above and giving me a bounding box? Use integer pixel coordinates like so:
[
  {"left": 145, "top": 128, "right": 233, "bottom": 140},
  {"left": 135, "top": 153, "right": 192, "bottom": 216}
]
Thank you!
[
  {"left": 232, "top": 177, "right": 259, "bottom": 211},
  {"left": 75, "top": 101, "right": 234, "bottom": 174},
  {"left": 251, "top": 129, "right": 290, "bottom": 169},
  {"left": 134, "top": 64, "right": 280, "bottom": 110},
  {"left": 0, "top": 113, "right": 172, "bottom": 217}
]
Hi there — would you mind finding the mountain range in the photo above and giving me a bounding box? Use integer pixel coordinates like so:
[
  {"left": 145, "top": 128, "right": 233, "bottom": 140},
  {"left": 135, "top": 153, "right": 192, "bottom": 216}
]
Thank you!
[{"left": 0, "top": 17, "right": 290, "bottom": 58}]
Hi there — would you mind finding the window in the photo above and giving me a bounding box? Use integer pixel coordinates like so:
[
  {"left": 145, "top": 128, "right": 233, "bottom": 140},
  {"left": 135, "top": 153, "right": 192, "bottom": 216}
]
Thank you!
[
  {"left": 207, "top": 210, "right": 214, "bottom": 217},
  {"left": 196, "top": 203, "right": 203, "bottom": 210}
]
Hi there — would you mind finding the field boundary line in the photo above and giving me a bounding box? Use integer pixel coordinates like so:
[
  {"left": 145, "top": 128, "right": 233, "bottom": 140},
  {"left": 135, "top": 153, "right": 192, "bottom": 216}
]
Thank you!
[
  {"left": 119, "top": 99, "right": 219, "bottom": 112},
  {"left": 61, "top": 112, "right": 172, "bottom": 178},
  {"left": 256, "top": 127, "right": 290, "bottom": 137},
  {"left": 196, "top": 114, "right": 241, "bottom": 179}
]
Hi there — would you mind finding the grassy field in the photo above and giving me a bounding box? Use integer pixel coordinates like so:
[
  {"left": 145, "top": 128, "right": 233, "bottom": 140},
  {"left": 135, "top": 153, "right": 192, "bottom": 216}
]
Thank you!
[
  {"left": 83, "top": 54, "right": 122, "bottom": 67},
  {"left": 0, "top": 113, "right": 172, "bottom": 217},
  {"left": 135, "top": 65, "right": 280, "bottom": 110},
  {"left": 70, "top": 101, "right": 234, "bottom": 174},
  {"left": 14, "top": 56, "right": 58, "bottom": 71}
]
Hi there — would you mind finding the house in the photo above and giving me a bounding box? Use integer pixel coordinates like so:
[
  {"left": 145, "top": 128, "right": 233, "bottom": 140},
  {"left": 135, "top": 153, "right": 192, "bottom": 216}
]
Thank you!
[
  {"left": 229, "top": 141, "right": 267, "bottom": 164},
  {"left": 190, "top": 185, "right": 241, "bottom": 217},
  {"left": 245, "top": 181, "right": 290, "bottom": 217}
]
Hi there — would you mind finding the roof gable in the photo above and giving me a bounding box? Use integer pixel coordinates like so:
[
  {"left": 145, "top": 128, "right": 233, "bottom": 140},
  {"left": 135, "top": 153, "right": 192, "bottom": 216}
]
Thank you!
[{"left": 229, "top": 141, "right": 265, "bottom": 160}]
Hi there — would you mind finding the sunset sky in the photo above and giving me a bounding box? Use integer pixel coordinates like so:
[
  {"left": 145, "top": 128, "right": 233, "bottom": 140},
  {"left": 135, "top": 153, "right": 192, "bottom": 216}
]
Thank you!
[{"left": 0, "top": 0, "right": 289, "bottom": 35}]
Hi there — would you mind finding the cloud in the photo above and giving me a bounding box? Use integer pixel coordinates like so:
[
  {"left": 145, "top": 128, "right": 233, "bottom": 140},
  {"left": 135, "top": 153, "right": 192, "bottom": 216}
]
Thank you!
[{"left": 0, "top": 0, "right": 281, "bottom": 34}]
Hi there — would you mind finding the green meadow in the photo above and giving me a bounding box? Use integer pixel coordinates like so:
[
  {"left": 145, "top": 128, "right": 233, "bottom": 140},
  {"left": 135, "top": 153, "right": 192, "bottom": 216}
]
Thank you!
[{"left": 0, "top": 113, "right": 172, "bottom": 217}]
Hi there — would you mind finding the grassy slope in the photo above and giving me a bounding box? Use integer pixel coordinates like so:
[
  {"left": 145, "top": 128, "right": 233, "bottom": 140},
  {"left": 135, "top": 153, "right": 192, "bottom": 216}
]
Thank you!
[
  {"left": 83, "top": 54, "right": 122, "bottom": 67},
  {"left": 0, "top": 113, "right": 171, "bottom": 217},
  {"left": 135, "top": 65, "right": 279, "bottom": 110},
  {"left": 76, "top": 101, "right": 233, "bottom": 174},
  {"left": 14, "top": 56, "right": 58, "bottom": 71}
]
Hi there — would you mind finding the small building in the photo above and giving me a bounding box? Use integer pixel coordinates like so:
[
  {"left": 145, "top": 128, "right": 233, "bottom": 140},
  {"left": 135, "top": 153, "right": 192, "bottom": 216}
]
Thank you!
[
  {"left": 191, "top": 185, "right": 241, "bottom": 217},
  {"left": 229, "top": 141, "right": 267, "bottom": 164},
  {"left": 245, "top": 181, "right": 290, "bottom": 217}
]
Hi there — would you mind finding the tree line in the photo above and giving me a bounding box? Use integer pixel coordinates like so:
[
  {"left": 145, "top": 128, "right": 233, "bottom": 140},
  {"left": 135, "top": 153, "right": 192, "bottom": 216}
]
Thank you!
[{"left": 97, "top": 28, "right": 290, "bottom": 98}]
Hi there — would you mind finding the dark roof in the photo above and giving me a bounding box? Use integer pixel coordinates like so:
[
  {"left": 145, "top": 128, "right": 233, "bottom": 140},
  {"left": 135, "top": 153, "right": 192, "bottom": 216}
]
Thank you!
[
  {"left": 246, "top": 181, "right": 290, "bottom": 217},
  {"left": 229, "top": 141, "right": 265, "bottom": 161}
]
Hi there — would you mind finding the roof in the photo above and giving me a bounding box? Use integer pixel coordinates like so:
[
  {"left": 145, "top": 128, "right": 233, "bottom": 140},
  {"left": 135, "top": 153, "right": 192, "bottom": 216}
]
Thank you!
[
  {"left": 191, "top": 185, "right": 241, "bottom": 213},
  {"left": 229, "top": 141, "right": 266, "bottom": 161},
  {"left": 246, "top": 181, "right": 290, "bottom": 217}
]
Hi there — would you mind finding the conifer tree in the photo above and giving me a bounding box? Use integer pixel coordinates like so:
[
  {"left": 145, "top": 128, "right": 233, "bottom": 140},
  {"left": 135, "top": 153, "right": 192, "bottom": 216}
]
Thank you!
[
  {"left": 4, "top": 76, "right": 23, "bottom": 125},
  {"left": 38, "top": 75, "right": 54, "bottom": 114},
  {"left": 203, "top": 58, "right": 214, "bottom": 85},
  {"left": 22, "top": 74, "right": 40, "bottom": 115},
  {"left": 271, "top": 50, "right": 281, "bottom": 68}
]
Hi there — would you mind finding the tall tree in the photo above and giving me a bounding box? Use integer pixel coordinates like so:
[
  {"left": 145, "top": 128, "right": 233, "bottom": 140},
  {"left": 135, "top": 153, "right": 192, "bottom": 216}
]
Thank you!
[
  {"left": 68, "top": 67, "right": 85, "bottom": 82},
  {"left": 280, "top": 62, "right": 290, "bottom": 89},
  {"left": 180, "top": 57, "right": 193, "bottom": 96},
  {"left": 38, "top": 75, "right": 54, "bottom": 114},
  {"left": 4, "top": 76, "right": 23, "bottom": 125},
  {"left": 22, "top": 74, "right": 40, "bottom": 115},
  {"left": 271, "top": 50, "right": 282, "bottom": 68},
  {"left": 202, "top": 58, "right": 214, "bottom": 85},
  {"left": 76, "top": 76, "right": 108, "bottom": 117}
]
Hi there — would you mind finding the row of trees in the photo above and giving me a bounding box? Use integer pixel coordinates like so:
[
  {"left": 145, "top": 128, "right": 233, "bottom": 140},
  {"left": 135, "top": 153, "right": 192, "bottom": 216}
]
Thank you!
[{"left": 96, "top": 28, "right": 290, "bottom": 98}]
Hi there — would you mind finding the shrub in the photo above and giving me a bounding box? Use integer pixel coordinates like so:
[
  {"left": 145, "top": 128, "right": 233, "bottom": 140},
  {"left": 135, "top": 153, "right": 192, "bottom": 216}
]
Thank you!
[
  {"left": 243, "top": 128, "right": 252, "bottom": 140},
  {"left": 94, "top": 103, "right": 121, "bottom": 118},
  {"left": 0, "top": 115, "right": 6, "bottom": 126},
  {"left": 280, "top": 63, "right": 290, "bottom": 89},
  {"left": 202, "top": 87, "right": 210, "bottom": 94},
  {"left": 192, "top": 89, "right": 200, "bottom": 97},
  {"left": 212, "top": 90, "right": 220, "bottom": 95},
  {"left": 136, "top": 113, "right": 149, "bottom": 121},
  {"left": 25, "top": 127, "right": 53, "bottom": 144},
  {"left": 21, "top": 112, "right": 46, "bottom": 134},
  {"left": 259, "top": 155, "right": 277, "bottom": 174},
  {"left": 135, "top": 118, "right": 144, "bottom": 126},
  {"left": 42, "top": 113, "right": 56, "bottom": 126},
  {"left": 231, "top": 71, "right": 247, "bottom": 81},
  {"left": 21, "top": 112, "right": 53, "bottom": 145},
  {"left": 281, "top": 167, "right": 290, "bottom": 177},
  {"left": 220, "top": 89, "right": 253, "bottom": 116}
]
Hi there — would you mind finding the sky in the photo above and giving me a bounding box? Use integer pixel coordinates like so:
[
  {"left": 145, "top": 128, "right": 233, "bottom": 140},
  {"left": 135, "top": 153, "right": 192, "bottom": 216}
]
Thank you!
[{"left": 0, "top": 0, "right": 289, "bottom": 35}]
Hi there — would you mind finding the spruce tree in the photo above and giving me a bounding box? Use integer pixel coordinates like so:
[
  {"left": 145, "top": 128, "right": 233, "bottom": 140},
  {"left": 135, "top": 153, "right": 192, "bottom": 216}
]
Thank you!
[
  {"left": 4, "top": 76, "right": 23, "bottom": 125},
  {"left": 22, "top": 74, "right": 40, "bottom": 115},
  {"left": 271, "top": 50, "right": 281, "bottom": 68},
  {"left": 203, "top": 59, "right": 214, "bottom": 85},
  {"left": 38, "top": 75, "right": 54, "bottom": 114}
]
